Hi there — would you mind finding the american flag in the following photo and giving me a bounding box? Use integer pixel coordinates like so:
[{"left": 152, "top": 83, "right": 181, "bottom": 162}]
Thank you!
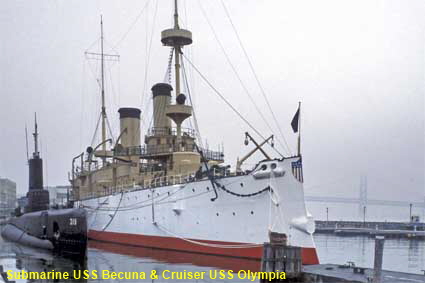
[{"left": 291, "top": 158, "right": 304, "bottom": 183}]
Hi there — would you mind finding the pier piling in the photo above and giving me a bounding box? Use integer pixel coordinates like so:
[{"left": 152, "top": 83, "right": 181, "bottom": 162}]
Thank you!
[
  {"left": 373, "top": 236, "right": 385, "bottom": 283},
  {"left": 261, "top": 233, "right": 302, "bottom": 281}
]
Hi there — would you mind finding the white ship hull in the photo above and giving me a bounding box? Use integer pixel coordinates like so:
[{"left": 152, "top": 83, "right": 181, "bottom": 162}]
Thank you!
[{"left": 78, "top": 157, "right": 319, "bottom": 265}]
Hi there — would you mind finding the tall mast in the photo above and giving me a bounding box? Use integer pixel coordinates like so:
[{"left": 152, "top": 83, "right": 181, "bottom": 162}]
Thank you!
[
  {"left": 160, "top": 0, "right": 193, "bottom": 149},
  {"left": 174, "top": 0, "right": 179, "bottom": 28},
  {"left": 161, "top": 0, "right": 192, "bottom": 97},
  {"left": 100, "top": 15, "right": 107, "bottom": 165},
  {"left": 84, "top": 16, "right": 120, "bottom": 164},
  {"left": 297, "top": 101, "right": 301, "bottom": 156},
  {"left": 173, "top": 0, "right": 181, "bottom": 97},
  {"left": 33, "top": 113, "right": 39, "bottom": 158}
]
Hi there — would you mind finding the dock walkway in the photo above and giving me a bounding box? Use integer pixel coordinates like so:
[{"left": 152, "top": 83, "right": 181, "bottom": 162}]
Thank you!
[
  {"left": 304, "top": 264, "right": 425, "bottom": 283},
  {"left": 315, "top": 221, "right": 425, "bottom": 238}
]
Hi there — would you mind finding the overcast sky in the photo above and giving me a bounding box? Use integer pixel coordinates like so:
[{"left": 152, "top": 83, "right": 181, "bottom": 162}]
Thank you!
[{"left": 0, "top": 0, "right": 423, "bottom": 203}]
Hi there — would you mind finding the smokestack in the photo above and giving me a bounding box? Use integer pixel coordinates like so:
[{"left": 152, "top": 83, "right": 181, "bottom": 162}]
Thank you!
[
  {"left": 152, "top": 83, "right": 172, "bottom": 131},
  {"left": 118, "top": 108, "right": 141, "bottom": 148}
]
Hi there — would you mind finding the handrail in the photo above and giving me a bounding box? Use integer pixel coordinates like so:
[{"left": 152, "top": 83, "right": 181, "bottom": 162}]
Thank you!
[
  {"left": 113, "top": 144, "right": 224, "bottom": 161},
  {"left": 147, "top": 127, "right": 196, "bottom": 138}
]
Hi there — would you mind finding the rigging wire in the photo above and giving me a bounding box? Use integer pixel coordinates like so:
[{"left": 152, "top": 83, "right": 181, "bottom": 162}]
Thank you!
[
  {"left": 90, "top": 113, "right": 102, "bottom": 147},
  {"left": 114, "top": 0, "right": 151, "bottom": 48},
  {"left": 107, "top": 62, "right": 122, "bottom": 138},
  {"left": 220, "top": 0, "right": 293, "bottom": 156},
  {"left": 197, "top": 0, "right": 283, "bottom": 154},
  {"left": 86, "top": 37, "right": 101, "bottom": 53},
  {"left": 79, "top": 58, "right": 86, "bottom": 151},
  {"left": 85, "top": 54, "right": 102, "bottom": 89},
  {"left": 140, "top": 0, "right": 159, "bottom": 127},
  {"left": 181, "top": 58, "right": 203, "bottom": 147},
  {"left": 106, "top": 116, "right": 115, "bottom": 143},
  {"left": 182, "top": 54, "right": 284, "bottom": 158}
]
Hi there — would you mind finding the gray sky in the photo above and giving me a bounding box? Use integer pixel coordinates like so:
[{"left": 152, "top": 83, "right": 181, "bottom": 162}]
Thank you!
[{"left": 0, "top": 0, "right": 423, "bottom": 203}]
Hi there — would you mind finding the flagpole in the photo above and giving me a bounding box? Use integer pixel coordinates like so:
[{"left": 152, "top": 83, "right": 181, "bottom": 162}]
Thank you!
[{"left": 298, "top": 101, "right": 301, "bottom": 156}]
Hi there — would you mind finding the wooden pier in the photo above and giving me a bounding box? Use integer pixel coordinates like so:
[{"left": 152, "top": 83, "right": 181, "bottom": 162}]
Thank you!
[{"left": 261, "top": 243, "right": 302, "bottom": 280}]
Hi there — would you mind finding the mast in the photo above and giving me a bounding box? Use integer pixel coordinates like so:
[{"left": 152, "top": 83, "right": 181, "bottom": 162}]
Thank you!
[
  {"left": 33, "top": 113, "right": 39, "bottom": 158},
  {"left": 100, "top": 15, "right": 107, "bottom": 165},
  {"left": 297, "top": 101, "right": 301, "bottom": 156},
  {"left": 173, "top": 0, "right": 181, "bottom": 97},
  {"left": 84, "top": 17, "right": 119, "bottom": 165},
  {"left": 160, "top": 0, "right": 193, "bottom": 150}
]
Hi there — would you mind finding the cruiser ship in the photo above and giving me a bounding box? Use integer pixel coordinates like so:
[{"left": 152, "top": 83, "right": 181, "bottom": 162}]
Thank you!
[{"left": 71, "top": 0, "right": 319, "bottom": 265}]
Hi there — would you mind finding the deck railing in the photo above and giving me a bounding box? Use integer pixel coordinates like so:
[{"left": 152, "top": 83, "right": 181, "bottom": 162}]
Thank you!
[
  {"left": 113, "top": 144, "right": 224, "bottom": 161},
  {"left": 147, "top": 127, "right": 196, "bottom": 138}
]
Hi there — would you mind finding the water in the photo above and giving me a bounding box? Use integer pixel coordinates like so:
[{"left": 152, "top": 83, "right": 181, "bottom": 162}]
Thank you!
[
  {"left": 0, "top": 236, "right": 258, "bottom": 283},
  {"left": 315, "top": 234, "right": 425, "bottom": 275},
  {"left": 1, "top": 233, "right": 425, "bottom": 283}
]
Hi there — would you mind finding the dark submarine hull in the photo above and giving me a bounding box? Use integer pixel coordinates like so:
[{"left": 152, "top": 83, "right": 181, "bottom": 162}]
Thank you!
[{"left": 1, "top": 208, "right": 87, "bottom": 257}]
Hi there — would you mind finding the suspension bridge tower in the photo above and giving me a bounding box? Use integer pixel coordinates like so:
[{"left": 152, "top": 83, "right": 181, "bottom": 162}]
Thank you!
[{"left": 358, "top": 176, "right": 368, "bottom": 218}]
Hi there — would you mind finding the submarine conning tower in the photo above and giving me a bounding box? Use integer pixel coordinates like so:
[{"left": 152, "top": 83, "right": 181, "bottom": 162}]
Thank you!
[{"left": 26, "top": 115, "right": 49, "bottom": 213}]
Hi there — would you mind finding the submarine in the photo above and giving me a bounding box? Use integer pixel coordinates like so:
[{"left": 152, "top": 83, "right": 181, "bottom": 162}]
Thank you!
[{"left": 1, "top": 115, "right": 87, "bottom": 257}]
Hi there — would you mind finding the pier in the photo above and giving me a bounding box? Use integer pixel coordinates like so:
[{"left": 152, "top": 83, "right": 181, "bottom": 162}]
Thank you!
[
  {"left": 304, "top": 236, "right": 425, "bottom": 282},
  {"left": 261, "top": 235, "right": 425, "bottom": 282},
  {"left": 315, "top": 220, "right": 425, "bottom": 238},
  {"left": 303, "top": 264, "right": 425, "bottom": 283}
]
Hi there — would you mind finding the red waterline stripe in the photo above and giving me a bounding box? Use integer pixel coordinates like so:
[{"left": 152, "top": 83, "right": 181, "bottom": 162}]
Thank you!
[
  {"left": 88, "top": 230, "right": 319, "bottom": 265},
  {"left": 89, "top": 241, "right": 262, "bottom": 272}
]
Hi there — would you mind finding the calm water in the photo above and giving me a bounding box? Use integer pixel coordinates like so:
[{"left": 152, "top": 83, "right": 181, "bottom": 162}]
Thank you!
[
  {"left": 1, "top": 233, "right": 425, "bottom": 283},
  {"left": 315, "top": 234, "right": 425, "bottom": 275}
]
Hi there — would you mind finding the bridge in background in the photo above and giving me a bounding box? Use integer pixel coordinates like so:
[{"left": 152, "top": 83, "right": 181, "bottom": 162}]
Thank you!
[
  {"left": 305, "top": 176, "right": 425, "bottom": 209},
  {"left": 305, "top": 196, "right": 425, "bottom": 208}
]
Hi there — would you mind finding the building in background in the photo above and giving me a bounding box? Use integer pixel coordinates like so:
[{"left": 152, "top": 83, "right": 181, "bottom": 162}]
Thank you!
[
  {"left": 0, "top": 178, "right": 16, "bottom": 218},
  {"left": 16, "top": 196, "right": 28, "bottom": 215},
  {"left": 46, "top": 185, "right": 71, "bottom": 207}
]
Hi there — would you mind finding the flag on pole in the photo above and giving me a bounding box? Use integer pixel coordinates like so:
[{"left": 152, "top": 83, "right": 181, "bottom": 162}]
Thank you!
[{"left": 291, "top": 107, "right": 300, "bottom": 133}]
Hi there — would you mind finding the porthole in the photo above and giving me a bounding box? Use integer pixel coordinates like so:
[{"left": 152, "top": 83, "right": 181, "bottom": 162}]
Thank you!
[
  {"left": 251, "top": 211, "right": 254, "bottom": 215},
  {"left": 216, "top": 213, "right": 219, "bottom": 216},
  {"left": 232, "top": 212, "right": 236, "bottom": 216},
  {"left": 192, "top": 188, "right": 195, "bottom": 192},
  {"left": 261, "top": 164, "right": 267, "bottom": 171},
  {"left": 240, "top": 183, "right": 244, "bottom": 187},
  {"left": 271, "top": 163, "right": 277, "bottom": 169},
  {"left": 168, "top": 192, "right": 170, "bottom": 195},
  {"left": 207, "top": 187, "right": 210, "bottom": 191}
]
